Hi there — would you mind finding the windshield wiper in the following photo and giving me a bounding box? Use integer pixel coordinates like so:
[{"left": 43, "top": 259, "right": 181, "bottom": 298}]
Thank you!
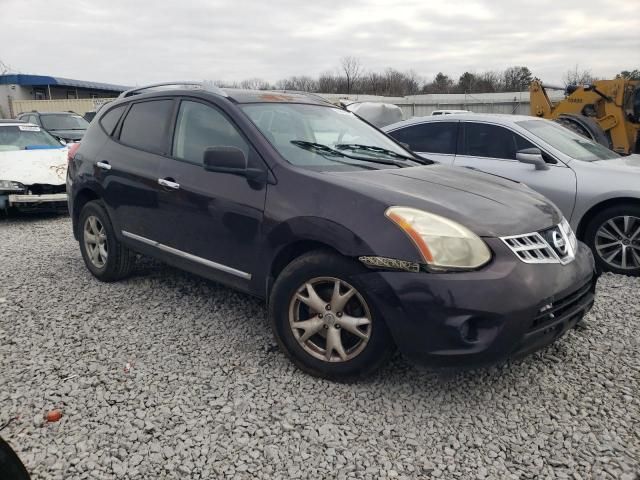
[
  {"left": 335, "top": 143, "right": 429, "bottom": 165},
  {"left": 291, "top": 140, "right": 409, "bottom": 168}
]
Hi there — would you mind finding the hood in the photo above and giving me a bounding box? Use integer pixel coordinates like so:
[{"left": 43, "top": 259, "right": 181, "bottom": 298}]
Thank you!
[
  {"left": 48, "top": 129, "right": 85, "bottom": 141},
  {"left": 332, "top": 165, "right": 561, "bottom": 237},
  {"left": 0, "top": 148, "right": 68, "bottom": 186},
  {"left": 590, "top": 154, "right": 640, "bottom": 171}
]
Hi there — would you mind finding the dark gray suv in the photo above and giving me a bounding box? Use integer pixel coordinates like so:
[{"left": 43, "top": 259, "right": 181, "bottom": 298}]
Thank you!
[{"left": 67, "top": 82, "right": 597, "bottom": 381}]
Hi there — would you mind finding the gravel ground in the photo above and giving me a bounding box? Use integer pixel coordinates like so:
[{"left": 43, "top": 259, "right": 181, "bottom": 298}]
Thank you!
[{"left": 0, "top": 213, "right": 638, "bottom": 480}]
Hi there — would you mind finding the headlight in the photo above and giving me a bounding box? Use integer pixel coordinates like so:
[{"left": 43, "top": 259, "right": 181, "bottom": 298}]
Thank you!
[
  {"left": 385, "top": 206, "right": 491, "bottom": 270},
  {"left": 559, "top": 217, "right": 578, "bottom": 253},
  {"left": 0, "top": 180, "right": 25, "bottom": 192}
]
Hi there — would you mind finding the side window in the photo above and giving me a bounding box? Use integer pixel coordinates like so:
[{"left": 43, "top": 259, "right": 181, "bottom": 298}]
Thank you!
[
  {"left": 172, "top": 100, "right": 249, "bottom": 164},
  {"left": 99, "top": 105, "right": 126, "bottom": 136},
  {"left": 462, "top": 122, "right": 530, "bottom": 160},
  {"left": 119, "top": 100, "right": 174, "bottom": 154},
  {"left": 390, "top": 122, "right": 458, "bottom": 154},
  {"left": 514, "top": 133, "right": 536, "bottom": 152}
]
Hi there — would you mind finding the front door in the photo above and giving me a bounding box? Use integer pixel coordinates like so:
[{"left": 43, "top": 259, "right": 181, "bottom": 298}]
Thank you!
[
  {"left": 155, "top": 99, "right": 267, "bottom": 283},
  {"left": 453, "top": 121, "right": 577, "bottom": 218}
]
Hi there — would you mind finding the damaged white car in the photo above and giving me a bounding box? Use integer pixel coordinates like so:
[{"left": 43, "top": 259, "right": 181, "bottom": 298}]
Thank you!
[{"left": 0, "top": 121, "right": 68, "bottom": 213}]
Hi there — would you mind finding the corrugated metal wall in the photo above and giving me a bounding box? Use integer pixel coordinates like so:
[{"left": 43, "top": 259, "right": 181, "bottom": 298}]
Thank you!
[
  {"left": 322, "top": 91, "right": 565, "bottom": 120},
  {"left": 11, "top": 98, "right": 116, "bottom": 116}
]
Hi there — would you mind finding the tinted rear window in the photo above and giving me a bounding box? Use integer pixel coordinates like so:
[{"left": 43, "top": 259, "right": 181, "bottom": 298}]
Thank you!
[
  {"left": 40, "top": 114, "right": 89, "bottom": 130},
  {"left": 119, "top": 100, "right": 174, "bottom": 154},
  {"left": 99, "top": 105, "right": 126, "bottom": 136}
]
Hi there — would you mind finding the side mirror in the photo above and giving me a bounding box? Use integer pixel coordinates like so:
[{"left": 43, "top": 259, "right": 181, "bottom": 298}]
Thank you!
[
  {"left": 202, "top": 146, "right": 266, "bottom": 182},
  {"left": 398, "top": 141, "right": 411, "bottom": 150},
  {"left": 516, "top": 148, "right": 549, "bottom": 171}
]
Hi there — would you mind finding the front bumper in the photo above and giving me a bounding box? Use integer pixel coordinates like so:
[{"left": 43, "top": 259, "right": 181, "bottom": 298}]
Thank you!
[
  {"left": 5, "top": 193, "right": 68, "bottom": 210},
  {"left": 354, "top": 239, "right": 596, "bottom": 368}
]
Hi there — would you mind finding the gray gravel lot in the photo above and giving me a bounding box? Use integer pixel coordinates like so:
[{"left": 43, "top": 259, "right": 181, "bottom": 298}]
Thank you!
[{"left": 0, "top": 214, "right": 638, "bottom": 480}]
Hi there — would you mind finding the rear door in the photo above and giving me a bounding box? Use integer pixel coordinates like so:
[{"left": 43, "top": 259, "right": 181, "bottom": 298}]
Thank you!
[
  {"left": 98, "top": 99, "right": 174, "bottom": 239},
  {"left": 154, "top": 98, "right": 267, "bottom": 283},
  {"left": 386, "top": 121, "right": 458, "bottom": 165},
  {"left": 453, "top": 121, "right": 577, "bottom": 216}
]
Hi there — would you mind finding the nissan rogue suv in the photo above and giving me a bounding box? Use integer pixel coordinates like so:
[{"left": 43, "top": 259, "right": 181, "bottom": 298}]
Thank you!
[{"left": 67, "top": 82, "right": 597, "bottom": 381}]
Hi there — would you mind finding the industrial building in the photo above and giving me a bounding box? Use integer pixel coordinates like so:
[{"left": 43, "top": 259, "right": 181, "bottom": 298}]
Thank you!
[{"left": 0, "top": 74, "right": 127, "bottom": 117}]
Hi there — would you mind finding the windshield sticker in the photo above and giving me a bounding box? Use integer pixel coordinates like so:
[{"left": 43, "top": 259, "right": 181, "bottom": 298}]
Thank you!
[{"left": 18, "top": 125, "right": 41, "bottom": 132}]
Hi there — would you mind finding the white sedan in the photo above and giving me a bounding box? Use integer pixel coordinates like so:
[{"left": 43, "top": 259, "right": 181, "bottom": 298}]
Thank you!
[{"left": 0, "top": 120, "right": 68, "bottom": 212}]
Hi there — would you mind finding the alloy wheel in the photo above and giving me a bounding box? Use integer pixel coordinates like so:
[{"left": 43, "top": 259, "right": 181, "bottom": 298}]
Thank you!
[
  {"left": 288, "top": 277, "right": 372, "bottom": 362},
  {"left": 83, "top": 215, "right": 108, "bottom": 268},
  {"left": 594, "top": 215, "right": 640, "bottom": 270}
]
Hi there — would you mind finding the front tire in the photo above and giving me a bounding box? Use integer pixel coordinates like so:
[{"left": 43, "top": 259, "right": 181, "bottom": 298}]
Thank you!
[
  {"left": 78, "top": 200, "right": 134, "bottom": 282},
  {"left": 269, "top": 251, "right": 394, "bottom": 381},
  {"left": 584, "top": 205, "right": 640, "bottom": 276}
]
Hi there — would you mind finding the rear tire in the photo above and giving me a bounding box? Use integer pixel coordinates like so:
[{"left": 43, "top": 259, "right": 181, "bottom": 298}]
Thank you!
[
  {"left": 78, "top": 200, "right": 134, "bottom": 282},
  {"left": 0, "top": 437, "right": 30, "bottom": 480},
  {"left": 583, "top": 204, "right": 640, "bottom": 276},
  {"left": 269, "top": 250, "right": 395, "bottom": 381},
  {"left": 555, "top": 115, "right": 610, "bottom": 149}
]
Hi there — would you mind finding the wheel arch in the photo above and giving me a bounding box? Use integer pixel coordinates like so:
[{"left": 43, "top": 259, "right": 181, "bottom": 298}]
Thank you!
[
  {"left": 576, "top": 196, "right": 640, "bottom": 239},
  {"left": 263, "top": 216, "right": 377, "bottom": 299},
  {"left": 72, "top": 187, "right": 100, "bottom": 240}
]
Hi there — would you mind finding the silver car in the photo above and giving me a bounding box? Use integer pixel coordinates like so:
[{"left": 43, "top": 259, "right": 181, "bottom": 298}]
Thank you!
[{"left": 384, "top": 113, "right": 640, "bottom": 275}]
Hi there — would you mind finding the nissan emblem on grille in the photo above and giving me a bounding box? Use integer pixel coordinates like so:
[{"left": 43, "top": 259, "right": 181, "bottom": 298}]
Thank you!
[
  {"left": 500, "top": 222, "right": 576, "bottom": 265},
  {"left": 543, "top": 227, "right": 571, "bottom": 259}
]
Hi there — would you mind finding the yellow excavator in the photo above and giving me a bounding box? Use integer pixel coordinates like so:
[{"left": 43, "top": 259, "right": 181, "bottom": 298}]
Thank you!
[{"left": 530, "top": 78, "right": 640, "bottom": 155}]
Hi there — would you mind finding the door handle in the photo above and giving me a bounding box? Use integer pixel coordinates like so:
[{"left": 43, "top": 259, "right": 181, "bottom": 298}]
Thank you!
[
  {"left": 96, "top": 161, "right": 111, "bottom": 171},
  {"left": 158, "top": 178, "right": 180, "bottom": 190}
]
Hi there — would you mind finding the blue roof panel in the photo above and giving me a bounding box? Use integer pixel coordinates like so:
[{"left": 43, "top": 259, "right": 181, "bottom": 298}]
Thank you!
[{"left": 0, "top": 74, "right": 128, "bottom": 92}]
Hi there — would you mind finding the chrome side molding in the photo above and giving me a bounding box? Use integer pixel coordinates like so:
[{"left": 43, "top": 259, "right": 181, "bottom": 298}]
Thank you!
[{"left": 121, "top": 230, "right": 251, "bottom": 280}]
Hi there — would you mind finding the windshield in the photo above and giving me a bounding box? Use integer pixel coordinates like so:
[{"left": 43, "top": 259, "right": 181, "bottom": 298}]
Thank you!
[
  {"left": 516, "top": 119, "right": 619, "bottom": 161},
  {"left": 241, "top": 103, "right": 421, "bottom": 170},
  {"left": 41, "top": 113, "right": 89, "bottom": 131},
  {"left": 0, "top": 125, "right": 63, "bottom": 151}
]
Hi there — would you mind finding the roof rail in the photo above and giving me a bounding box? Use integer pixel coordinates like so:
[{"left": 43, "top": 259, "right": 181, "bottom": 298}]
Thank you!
[{"left": 118, "top": 81, "right": 228, "bottom": 99}]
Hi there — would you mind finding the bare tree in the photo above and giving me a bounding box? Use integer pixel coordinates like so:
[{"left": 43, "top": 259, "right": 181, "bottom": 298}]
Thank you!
[
  {"left": 0, "top": 59, "right": 13, "bottom": 75},
  {"left": 318, "top": 71, "right": 339, "bottom": 93},
  {"left": 423, "top": 72, "right": 454, "bottom": 94},
  {"left": 340, "top": 56, "right": 362, "bottom": 95},
  {"left": 240, "top": 78, "right": 271, "bottom": 90},
  {"left": 457, "top": 72, "right": 477, "bottom": 93},
  {"left": 275, "top": 75, "right": 318, "bottom": 92},
  {"left": 474, "top": 71, "right": 503, "bottom": 93},
  {"left": 503, "top": 66, "right": 533, "bottom": 91},
  {"left": 618, "top": 69, "right": 640, "bottom": 80},
  {"left": 564, "top": 65, "right": 597, "bottom": 86},
  {"left": 211, "top": 79, "right": 239, "bottom": 88}
]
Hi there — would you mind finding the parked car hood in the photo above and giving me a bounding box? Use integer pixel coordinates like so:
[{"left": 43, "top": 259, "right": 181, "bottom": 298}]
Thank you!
[
  {"left": 48, "top": 129, "right": 85, "bottom": 141},
  {"left": 0, "top": 148, "right": 68, "bottom": 186},
  {"left": 590, "top": 154, "right": 640, "bottom": 170},
  {"left": 332, "top": 165, "right": 561, "bottom": 237}
]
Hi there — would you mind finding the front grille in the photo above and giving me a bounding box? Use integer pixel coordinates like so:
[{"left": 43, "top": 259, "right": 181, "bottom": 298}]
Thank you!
[
  {"left": 530, "top": 280, "right": 594, "bottom": 332},
  {"left": 501, "top": 223, "right": 576, "bottom": 265},
  {"left": 27, "top": 184, "right": 66, "bottom": 195},
  {"left": 501, "top": 232, "right": 557, "bottom": 263}
]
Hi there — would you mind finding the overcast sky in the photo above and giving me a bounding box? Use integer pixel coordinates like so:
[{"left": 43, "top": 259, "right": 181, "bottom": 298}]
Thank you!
[{"left": 1, "top": 0, "right": 638, "bottom": 87}]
